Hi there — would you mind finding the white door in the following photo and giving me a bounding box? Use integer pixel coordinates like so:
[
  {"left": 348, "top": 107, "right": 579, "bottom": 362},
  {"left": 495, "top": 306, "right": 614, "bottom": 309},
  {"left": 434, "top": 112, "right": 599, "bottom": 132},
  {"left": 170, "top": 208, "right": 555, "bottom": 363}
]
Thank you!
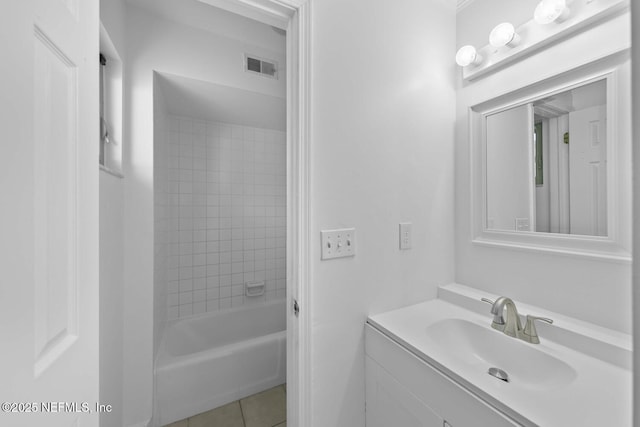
[
  {"left": 485, "top": 104, "right": 535, "bottom": 231},
  {"left": 0, "top": 1, "right": 99, "bottom": 426},
  {"left": 569, "top": 105, "right": 607, "bottom": 236}
]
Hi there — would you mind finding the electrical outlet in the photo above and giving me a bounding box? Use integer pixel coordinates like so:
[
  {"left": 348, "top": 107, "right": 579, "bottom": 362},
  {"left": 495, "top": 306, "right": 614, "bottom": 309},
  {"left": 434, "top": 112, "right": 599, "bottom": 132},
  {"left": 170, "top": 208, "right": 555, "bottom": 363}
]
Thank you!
[
  {"left": 321, "top": 228, "right": 356, "bottom": 260},
  {"left": 515, "top": 217, "right": 530, "bottom": 231},
  {"left": 399, "top": 223, "right": 412, "bottom": 250}
]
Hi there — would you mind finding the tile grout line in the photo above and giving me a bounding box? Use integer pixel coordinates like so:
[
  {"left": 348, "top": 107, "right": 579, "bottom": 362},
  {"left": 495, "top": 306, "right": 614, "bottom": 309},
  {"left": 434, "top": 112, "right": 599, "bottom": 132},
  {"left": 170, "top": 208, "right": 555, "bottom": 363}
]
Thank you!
[{"left": 239, "top": 398, "right": 247, "bottom": 427}]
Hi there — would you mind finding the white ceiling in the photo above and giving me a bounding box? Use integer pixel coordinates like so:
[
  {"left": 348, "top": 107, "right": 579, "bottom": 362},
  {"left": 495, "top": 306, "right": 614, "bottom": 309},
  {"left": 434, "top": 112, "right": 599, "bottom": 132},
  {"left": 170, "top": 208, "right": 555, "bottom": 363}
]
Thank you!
[
  {"left": 129, "top": 0, "right": 470, "bottom": 33},
  {"left": 127, "top": 0, "right": 286, "bottom": 53},
  {"left": 455, "top": 0, "right": 478, "bottom": 12},
  {"left": 156, "top": 72, "right": 286, "bottom": 131}
]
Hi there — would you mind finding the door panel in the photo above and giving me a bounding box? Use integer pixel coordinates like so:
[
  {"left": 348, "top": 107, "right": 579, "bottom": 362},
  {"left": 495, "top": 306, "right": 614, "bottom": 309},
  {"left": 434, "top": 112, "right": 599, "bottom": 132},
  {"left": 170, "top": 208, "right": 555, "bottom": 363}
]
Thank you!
[
  {"left": 33, "top": 26, "right": 79, "bottom": 377},
  {"left": 569, "top": 105, "right": 607, "bottom": 236},
  {"left": 0, "top": 0, "right": 99, "bottom": 426}
]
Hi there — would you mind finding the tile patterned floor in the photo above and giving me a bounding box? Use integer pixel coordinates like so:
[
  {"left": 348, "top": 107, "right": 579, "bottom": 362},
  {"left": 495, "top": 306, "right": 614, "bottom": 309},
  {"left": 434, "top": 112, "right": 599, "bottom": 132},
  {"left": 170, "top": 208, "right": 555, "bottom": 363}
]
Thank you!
[{"left": 164, "top": 384, "right": 286, "bottom": 427}]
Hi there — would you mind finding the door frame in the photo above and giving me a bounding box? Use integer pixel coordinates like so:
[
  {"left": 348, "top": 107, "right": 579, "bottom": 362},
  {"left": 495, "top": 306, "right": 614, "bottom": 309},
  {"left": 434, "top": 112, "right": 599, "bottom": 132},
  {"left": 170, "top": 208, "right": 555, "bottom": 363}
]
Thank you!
[
  {"left": 631, "top": 2, "right": 639, "bottom": 427},
  {"left": 202, "top": 1, "right": 313, "bottom": 425}
]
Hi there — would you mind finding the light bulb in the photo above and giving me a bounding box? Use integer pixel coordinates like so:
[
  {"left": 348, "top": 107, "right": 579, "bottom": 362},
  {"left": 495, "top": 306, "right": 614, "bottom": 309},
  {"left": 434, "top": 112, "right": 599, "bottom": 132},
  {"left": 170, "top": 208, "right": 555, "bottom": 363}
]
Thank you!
[
  {"left": 489, "top": 22, "right": 521, "bottom": 48},
  {"left": 534, "top": 0, "right": 570, "bottom": 24},
  {"left": 455, "top": 45, "right": 482, "bottom": 67}
]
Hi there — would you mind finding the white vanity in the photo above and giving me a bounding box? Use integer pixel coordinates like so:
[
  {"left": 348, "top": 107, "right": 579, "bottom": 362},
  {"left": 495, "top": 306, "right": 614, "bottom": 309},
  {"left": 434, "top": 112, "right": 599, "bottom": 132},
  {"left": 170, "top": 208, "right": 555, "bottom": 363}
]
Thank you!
[{"left": 365, "top": 284, "right": 632, "bottom": 427}]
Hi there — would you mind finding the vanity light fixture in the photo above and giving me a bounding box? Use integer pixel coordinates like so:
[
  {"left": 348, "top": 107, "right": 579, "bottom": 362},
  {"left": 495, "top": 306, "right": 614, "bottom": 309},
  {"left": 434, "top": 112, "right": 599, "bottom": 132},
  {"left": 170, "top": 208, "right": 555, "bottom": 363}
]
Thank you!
[
  {"left": 489, "top": 23, "right": 521, "bottom": 48},
  {"left": 455, "top": 45, "right": 483, "bottom": 67},
  {"left": 461, "top": 0, "right": 623, "bottom": 80},
  {"left": 534, "top": 0, "right": 571, "bottom": 25}
]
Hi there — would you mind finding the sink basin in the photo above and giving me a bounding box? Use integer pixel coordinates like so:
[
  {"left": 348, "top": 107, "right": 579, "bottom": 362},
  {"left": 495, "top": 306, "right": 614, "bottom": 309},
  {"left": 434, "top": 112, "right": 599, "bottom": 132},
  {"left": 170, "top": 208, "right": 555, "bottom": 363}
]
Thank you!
[
  {"left": 367, "top": 293, "right": 632, "bottom": 427},
  {"left": 425, "top": 318, "right": 577, "bottom": 390}
]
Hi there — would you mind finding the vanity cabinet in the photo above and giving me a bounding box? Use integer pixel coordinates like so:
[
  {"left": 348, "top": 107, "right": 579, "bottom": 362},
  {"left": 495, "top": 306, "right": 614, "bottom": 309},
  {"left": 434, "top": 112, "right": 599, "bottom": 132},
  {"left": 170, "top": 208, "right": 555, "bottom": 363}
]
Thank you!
[
  {"left": 365, "top": 324, "right": 523, "bottom": 427},
  {"left": 366, "top": 355, "right": 444, "bottom": 427}
]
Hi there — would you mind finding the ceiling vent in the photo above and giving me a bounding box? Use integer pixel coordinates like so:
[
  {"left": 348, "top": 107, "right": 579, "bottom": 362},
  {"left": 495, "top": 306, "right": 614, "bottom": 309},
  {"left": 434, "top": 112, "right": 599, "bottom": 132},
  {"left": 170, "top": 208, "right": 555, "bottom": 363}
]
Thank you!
[{"left": 245, "top": 54, "right": 278, "bottom": 79}]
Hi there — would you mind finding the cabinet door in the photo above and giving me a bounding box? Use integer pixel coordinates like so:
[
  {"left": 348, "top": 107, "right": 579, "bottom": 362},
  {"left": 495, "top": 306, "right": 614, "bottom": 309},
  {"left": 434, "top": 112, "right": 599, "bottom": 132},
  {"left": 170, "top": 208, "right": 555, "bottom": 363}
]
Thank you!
[
  {"left": 366, "top": 325, "right": 524, "bottom": 427},
  {"left": 366, "top": 356, "right": 444, "bottom": 427}
]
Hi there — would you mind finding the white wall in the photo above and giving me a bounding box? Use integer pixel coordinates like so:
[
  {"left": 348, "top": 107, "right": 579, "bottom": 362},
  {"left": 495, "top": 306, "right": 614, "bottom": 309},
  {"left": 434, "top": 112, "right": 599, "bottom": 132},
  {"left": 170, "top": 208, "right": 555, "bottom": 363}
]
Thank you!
[
  {"left": 309, "top": 0, "right": 456, "bottom": 425},
  {"left": 157, "top": 73, "right": 287, "bottom": 131},
  {"left": 99, "top": 0, "right": 127, "bottom": 426},
  {"left": 455, "top": 6, "right": 632, "bottom": 333},
  {"left": 101, "top": 0, "right": 127, "bottom": 55},
  {"left": 99, "top": 172, "right": 125, "bottom": 427},
  {"left": 123, "top": 5, "right": 285, "bottom": 425}
]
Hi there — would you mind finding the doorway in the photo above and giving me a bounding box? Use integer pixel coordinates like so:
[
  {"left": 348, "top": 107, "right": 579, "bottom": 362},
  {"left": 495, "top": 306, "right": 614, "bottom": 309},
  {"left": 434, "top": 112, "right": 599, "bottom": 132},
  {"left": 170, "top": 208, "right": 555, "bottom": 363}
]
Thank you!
[{"left": 139, "top": 0, "right": 311, "bottom": 425}]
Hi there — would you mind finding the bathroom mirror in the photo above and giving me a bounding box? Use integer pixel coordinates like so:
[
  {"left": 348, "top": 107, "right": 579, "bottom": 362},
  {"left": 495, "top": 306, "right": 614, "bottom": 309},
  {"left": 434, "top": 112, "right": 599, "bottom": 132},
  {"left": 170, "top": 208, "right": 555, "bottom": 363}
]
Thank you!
[
  {"left": 486, "top": 79, "right": 607, "bottom": 236},
  {"left": 470, "top": 63, "right": 632, "bottom": 261}
]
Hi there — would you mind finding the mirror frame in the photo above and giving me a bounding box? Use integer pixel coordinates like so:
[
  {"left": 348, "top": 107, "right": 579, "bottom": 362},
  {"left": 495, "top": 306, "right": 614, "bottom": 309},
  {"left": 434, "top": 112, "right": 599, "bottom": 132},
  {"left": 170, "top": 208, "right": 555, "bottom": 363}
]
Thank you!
[{"left": 469, "top": 60, "right": 631, "bottom": 262}]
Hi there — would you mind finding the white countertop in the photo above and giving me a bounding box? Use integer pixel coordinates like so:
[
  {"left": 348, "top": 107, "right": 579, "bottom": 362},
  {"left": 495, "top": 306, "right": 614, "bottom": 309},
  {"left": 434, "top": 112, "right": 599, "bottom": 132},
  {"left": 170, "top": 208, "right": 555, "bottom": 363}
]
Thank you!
[{"left": 367, "top": 285, "right": 632, "bottom": 427}]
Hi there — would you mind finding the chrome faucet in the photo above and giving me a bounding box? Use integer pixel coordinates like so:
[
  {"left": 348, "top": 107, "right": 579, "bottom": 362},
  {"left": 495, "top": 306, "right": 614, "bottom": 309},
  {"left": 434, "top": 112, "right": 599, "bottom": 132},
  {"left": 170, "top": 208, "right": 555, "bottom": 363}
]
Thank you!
[
  {"left": 481, "top": 297, "right": 553, "bottom": 344},
  {"left": 482, "top": 297, "right": 522, "bottom": 338}
]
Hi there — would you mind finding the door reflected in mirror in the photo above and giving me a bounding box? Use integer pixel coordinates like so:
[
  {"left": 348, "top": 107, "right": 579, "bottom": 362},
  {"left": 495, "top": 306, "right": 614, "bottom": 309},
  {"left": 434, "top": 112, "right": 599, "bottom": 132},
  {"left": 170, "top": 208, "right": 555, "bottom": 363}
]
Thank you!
[{"left": 486, "top": 79, "right": 607, "bottom": 236}]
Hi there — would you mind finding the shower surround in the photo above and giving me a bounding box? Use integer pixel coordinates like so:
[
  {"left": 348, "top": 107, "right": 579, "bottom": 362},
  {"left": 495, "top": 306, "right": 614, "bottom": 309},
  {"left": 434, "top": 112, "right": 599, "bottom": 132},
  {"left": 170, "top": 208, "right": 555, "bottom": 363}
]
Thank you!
[{"left": 163, "top": 115, "right": 286, "bottom": 319}]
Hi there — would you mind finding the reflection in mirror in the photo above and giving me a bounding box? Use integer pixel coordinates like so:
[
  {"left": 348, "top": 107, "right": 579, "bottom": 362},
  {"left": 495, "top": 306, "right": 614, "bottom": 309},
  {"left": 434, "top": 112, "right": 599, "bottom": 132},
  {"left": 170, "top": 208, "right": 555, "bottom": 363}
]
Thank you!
[{"left": 486, "top": 79, "right": 607, "bottom": 236}]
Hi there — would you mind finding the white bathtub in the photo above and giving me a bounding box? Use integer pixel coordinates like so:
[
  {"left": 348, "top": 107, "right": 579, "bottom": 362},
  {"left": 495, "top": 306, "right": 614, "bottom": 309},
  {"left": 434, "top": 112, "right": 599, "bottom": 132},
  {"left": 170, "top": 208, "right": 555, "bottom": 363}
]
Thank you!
[{"left": 155, "top": 299, "right": 286, "bottom": 426}]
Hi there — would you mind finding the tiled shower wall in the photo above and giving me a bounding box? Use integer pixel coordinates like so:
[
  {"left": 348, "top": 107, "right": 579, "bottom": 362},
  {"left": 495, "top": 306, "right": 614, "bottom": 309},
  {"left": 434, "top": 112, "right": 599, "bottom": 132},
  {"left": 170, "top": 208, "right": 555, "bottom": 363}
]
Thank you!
[{"left": 164, "top": 116, "right": 286, "bottom": 320}]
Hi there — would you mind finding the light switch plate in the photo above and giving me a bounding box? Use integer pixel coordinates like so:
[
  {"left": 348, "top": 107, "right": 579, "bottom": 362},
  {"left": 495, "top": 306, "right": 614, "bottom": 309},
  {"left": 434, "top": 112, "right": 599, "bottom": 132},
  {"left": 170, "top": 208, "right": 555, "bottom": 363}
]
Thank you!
[
  {"left": 321, "top": 228, "right": 355, "bottom": 260},
  {"left": 399, "top": 223, "right": 412, "bottom": 250}
]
